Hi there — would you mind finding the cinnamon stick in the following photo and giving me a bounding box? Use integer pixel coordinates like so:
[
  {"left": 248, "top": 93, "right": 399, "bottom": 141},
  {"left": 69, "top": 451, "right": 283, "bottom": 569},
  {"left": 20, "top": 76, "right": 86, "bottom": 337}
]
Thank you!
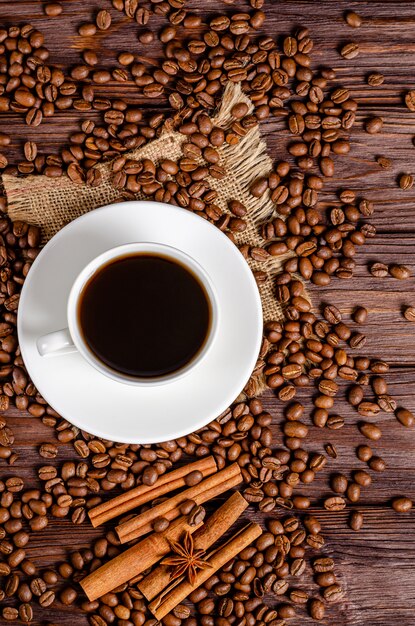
[
  {"left": 116, "top": 463, "right": 242, "bottom": 544},
  {"left": 80, "top": 515, "right": 203, "bottom": 601},
  {"left": 88, "top": 456, "right": 217, "bottom": 528},
  {"left": 138, "top": 491, "right": 248, "bottom": 601},
  {"left": 149, "top": 522, "right": 262, "bottom": 620}
]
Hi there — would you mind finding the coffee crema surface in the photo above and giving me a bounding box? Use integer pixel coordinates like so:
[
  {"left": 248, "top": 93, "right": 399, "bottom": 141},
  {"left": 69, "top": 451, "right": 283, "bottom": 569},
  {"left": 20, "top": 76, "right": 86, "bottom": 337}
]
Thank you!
[{"left": 78, "top": 254, "right": 211, "bottom": 378}]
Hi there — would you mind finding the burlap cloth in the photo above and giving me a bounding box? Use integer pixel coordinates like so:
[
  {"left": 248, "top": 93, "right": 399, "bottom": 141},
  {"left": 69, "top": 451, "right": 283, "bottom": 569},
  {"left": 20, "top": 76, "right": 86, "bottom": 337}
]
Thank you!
[{"left": 2, "top": 82, "right": 300, "bottom": 397}]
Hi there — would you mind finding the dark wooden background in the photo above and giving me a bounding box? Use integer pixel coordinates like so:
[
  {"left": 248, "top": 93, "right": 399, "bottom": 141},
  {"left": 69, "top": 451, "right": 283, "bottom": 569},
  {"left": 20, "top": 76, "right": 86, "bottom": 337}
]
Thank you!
[{"left": 1, "top": 0, "right": 415, "bottom": 624}]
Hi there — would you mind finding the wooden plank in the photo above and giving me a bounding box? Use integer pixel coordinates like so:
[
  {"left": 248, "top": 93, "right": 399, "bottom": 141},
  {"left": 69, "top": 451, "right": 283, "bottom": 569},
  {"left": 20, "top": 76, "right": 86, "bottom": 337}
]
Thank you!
[{"left": 1, "top": 1, "right": 415, "bottom": 625}]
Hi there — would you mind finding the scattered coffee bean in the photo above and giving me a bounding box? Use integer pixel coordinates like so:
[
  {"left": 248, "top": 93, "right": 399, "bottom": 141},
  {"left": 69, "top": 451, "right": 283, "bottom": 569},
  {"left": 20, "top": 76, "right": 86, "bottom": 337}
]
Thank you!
[
  {"left": 44, "top": 2, "right": 63, "bottom": 16},
  {"left": 96, "top": 10, "right": 112, "bottom": 30},
  {"left": 184, "top": 470, "right": 203, "bottom": 486},
  {"left": 369, "top": 456, "right": 386, "bottom": 472},
  {"left": 399, "top": 173, "right": 414, "bottom": 190},
  {"left": 340, "top": 42, "right": 359, "bottom": 59},
  {"left": 369, "top": 262, "right": 388, "bottom": 277},
  {"left": 389, "top": 264, "right": 410, "bottom": 279},
  {"left": 392, "top": 497, "right": 413, "bottom": 512},
  {"left": 395, "top": 407, "right": 415, "bottom": 428},
  {"left": 153, "top": 517, "right": 170, "bottom": 532},
  {"left": 325, "top": 443, "right": 338, "bottom": 459},
  {"left": 376, "top": 155, "right": 392, "bottom": 168},
  {"left": 403, "top": 306, "right": 415, "bottom": 322},
  {"left": 323, "top": 583, "right": 343, "bottom": 602},
  {"left": 349, "top": 510, "right": 364, "bottom": 531},
  {"left": 345, "top": 11, "right": 362, "bottom": 27},
  {"left": 309, "top": 597, "right": 325, "bottom": 619},
  {"left": 188, "top": 504, "right": 206, "bottom": 526},
  {"left": 331, "top": 473, "right": 348, "bottom": 494},
  {"left": 19, "top": 603, "right": 34, "bottom": 622},
  {"left": 365, "top": 117, "right": 383, "bottom": 134},
  {"left": 405, "top": 90, "right": 415, "bottom": 111},
  {"left": 367, "top": 73, "right": 385, "bottom": 86},
  {"left": 3, "top": 607, "right": 19, "bottom": 620},
  {"left": 352, "top": 307, "right": 367, "bottom": 324},
  {"left": 179, "top": 499, "right": 196, "bottom": 515},
  {"left": 39, "top": 443, "right": 58, "bottom": 459},
  {"left": 231, "top": 102, "right": 249, "bottom": 119},
  {"left": 359, "top": 421, "right": 382, "bottom": 441},
  {"left": 324, "top": 496, "right": 346, "bottom": 511}
]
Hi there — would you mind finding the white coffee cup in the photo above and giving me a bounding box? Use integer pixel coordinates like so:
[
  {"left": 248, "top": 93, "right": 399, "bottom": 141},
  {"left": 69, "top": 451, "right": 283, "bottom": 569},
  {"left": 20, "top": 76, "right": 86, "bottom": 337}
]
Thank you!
[{"left": 36, "top": 242, "right": 219, "bottom": 386}]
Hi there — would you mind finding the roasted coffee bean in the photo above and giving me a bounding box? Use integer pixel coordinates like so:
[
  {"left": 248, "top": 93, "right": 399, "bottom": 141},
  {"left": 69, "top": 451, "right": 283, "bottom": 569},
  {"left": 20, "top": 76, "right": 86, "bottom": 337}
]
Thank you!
[
  {"left": 358, "top": 401, "right": 380, "bottom": 417},
  {"left": 323, "top": 583, "right": 343, "bottom": 602},
  {"left": 348, "top": 384, "right": 364, "bottom": 406},
  {"left": 44, "top": 2, "right": 63, "bottom": 16},
  {"left": 347, "top": 482, "right": 361, "bottom": 503},
  {"left": 309, "top": 598, "right": 325, "bottom": 620},
  {"left": 315, "top": 571, "right": 335, "bottom": 587},
  {"left": 389, "top": 263, "right": 410, "bottom": 279},
  {"left": 359, "top": 421, "right": 382, "bottom": 440},
  {"left": 23, "top": 141, "right": 38, "bottom": 162},
  {"left": 39, "top": 590, "right": 55, "bottom": 607},
  {"left": 180, "top": 499, "right": 196, "bottom": 515},
  {"left": 367, "top": 73, "right": 385, "bottom": 86},
  {"left": 6, "top": 477, "right": 24, "bottom": 492},
  {"left": 331, "top": 473, "right": 348, "bottom": 494},
  {"left": 392, "top": 497, "right": 413, "bottom": 512},
  {"left": 369, "top": 262, "right": 388, "bottom": 278},
  {"left": 153, "top": 517, "right": 170, "bottom": 532},
  {"left": 324, "top": 496, "right": 346, "bottom": 511},
  {"left": 376, "top": 155, "right": 392, "bottom": 169},
  {"left": 353, "top": 470, "right": 372, "bottom": 487},
  {"left": 378, "top": 394, "right": 396, "bottom": 413},
  {"left": 325, "top": 443, "right": 338, "bottom": 459},
  {"left": 303, "top": 515, "right": 321, "bottom": 535},
  {"left": 340, "top": 42, "right": 359, "bottom": 59},
  {"left": 403, "top": 306, "right": 415, "bottom": 322},
  {"left": 396, "top": 407, "right": 415, "bottom": 427},
  {"left": 405, "top": 90, "right": 415, "bottom": 111},
  {"left": 189, "top": 505, "right": 206, "bottom": 526},
  {"left": 231, "top": 102, "right": 249, "bottom": 119},
  {"left": 283, "top": 421, "right": 308, "bottom": 438},
  {"left": 184, "top": 470, "right": 203, "bottom": 486},
  {"left": 3, "top": 606, "right": 19, "bottom": 620},
  {"left": 365, "top": 116, "right": 383, "bottom": 134},
  {"left": 353, "top": 306, "right": 367, "bottom": 324},
  {"left": 323, "top": 304, "right": 342, "bottom": 324},
  {"left": 369, "top": 456, "right": 386, "bottom": 472},
  {"left": 349, "top": 510, "right": 364, "bottom": 531},
  {"left": 39, "top": 442, "right": 58, "bottom": 458},
  {"left": 313, "top": 557, "right": 335, "bottom": 573},
  {"left": 173, "top": 605, "right": 190, "bottom": 619},
  {"left": 60, "top": 587, "right": 77, "bottom": 605},
  {"left": 78, "top": 23, "right": 97, "bottom": 36},
  {"left": 19, "top": 603, "right": 33, "bottom": 622},
  {"left": 96, "top": 10, "right": 111, "bottom": 30},
  {"left": 345, "top": 11, "right": 362, "bottom": 27}
]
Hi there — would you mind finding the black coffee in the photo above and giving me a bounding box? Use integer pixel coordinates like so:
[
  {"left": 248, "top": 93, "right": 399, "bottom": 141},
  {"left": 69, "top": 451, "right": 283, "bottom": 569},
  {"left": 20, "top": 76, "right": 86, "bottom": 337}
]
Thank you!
[{"left": 78, "top": 254, "right": 211, "bottom": 378}]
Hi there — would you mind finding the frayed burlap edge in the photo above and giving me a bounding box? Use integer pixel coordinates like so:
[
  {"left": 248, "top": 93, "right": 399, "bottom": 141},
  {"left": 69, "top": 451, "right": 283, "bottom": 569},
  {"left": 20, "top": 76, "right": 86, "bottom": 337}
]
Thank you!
[{"left": 2, "top": 82, "right": 302, "bottom": 398}]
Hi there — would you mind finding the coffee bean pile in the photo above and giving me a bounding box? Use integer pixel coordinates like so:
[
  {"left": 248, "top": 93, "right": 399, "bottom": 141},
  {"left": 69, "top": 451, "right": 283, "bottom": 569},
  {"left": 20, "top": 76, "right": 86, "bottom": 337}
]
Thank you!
[
  {"left": 0, "top": 8, "right": 338, "bottom": 182},
  {"left": 39, "top": 509, "right": 341, "bottom": 625}
]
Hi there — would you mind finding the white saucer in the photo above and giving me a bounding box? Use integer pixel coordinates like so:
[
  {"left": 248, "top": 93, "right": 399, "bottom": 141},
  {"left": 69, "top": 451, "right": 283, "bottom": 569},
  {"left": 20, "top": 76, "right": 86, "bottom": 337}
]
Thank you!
[{"left": 18, "top": 201, "right": 263, "bottom": 444}]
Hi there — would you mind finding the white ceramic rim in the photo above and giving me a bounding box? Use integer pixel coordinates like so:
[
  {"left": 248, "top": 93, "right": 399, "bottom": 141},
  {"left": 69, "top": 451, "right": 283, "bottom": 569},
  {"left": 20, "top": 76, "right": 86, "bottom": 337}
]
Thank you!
[{"left": 67, "top": 242, "right": 219, "bottom": 386}]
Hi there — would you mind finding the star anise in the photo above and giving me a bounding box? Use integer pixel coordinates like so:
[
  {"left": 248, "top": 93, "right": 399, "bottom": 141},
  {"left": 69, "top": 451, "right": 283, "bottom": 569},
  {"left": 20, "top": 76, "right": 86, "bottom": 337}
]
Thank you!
[{"left": 161, "top": 531, "right": 212, "bottom": 585}]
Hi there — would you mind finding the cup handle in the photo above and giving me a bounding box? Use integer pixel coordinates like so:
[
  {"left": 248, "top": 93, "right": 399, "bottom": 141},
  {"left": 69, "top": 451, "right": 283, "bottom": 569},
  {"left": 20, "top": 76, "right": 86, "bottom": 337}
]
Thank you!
[{"left": 37, "top": 329, "right": 77, "bottom": 357}]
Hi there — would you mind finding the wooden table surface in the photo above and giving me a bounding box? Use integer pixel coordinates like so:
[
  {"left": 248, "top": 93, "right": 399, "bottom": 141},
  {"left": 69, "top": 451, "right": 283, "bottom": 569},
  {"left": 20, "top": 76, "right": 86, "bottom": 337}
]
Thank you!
[{"left": 1, "top": 1, "right": 415, "bottom": 624}]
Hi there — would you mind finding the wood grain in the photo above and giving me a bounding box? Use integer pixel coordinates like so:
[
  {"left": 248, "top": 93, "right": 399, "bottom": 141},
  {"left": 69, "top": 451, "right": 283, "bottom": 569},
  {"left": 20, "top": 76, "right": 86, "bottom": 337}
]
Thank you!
[{"left": 1, "top": 1, "right": 415, "bottom": 624}]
